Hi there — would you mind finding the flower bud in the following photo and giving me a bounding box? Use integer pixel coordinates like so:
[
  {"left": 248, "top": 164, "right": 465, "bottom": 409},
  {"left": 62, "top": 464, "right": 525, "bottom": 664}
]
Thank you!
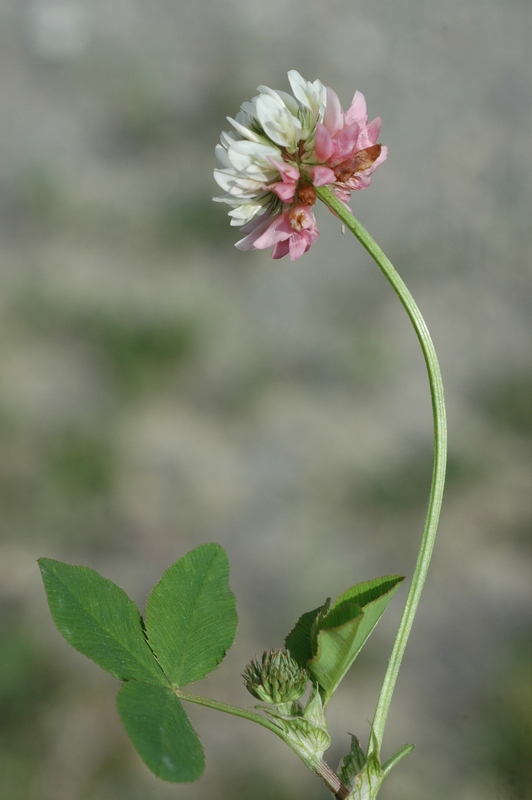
[{"left": 243, "top": 649, "right": 309, "bottom": 705}]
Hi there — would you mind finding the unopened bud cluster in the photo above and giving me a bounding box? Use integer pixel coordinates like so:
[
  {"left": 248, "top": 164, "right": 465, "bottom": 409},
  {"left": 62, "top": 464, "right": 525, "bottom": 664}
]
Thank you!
[{"left": 243, "top": 649, "right": 308, "bottom": 706}]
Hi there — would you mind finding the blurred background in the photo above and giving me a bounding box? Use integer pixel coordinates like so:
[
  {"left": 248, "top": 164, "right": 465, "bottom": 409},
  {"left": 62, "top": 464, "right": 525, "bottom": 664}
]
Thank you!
[{"left": 0, "top": 0, "right": 530, "bottom": 798}]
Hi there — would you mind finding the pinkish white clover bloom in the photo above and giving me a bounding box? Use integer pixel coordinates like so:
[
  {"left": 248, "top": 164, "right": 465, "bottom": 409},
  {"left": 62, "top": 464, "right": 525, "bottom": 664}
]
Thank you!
[{"left": 214, "top": 70, "right": 387, "bottom": 261}]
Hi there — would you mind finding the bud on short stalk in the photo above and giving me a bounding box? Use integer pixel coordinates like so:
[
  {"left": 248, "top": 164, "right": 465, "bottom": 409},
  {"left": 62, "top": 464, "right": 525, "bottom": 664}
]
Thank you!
[{"left": 243, "top": 649, "right": 308, "bottom": 715}]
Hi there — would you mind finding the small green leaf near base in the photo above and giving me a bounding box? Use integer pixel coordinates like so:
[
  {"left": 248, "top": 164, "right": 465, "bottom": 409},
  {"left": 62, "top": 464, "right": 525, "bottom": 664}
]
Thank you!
[{"left": 285, "top": 576, "right": 404, "bottom": 704}]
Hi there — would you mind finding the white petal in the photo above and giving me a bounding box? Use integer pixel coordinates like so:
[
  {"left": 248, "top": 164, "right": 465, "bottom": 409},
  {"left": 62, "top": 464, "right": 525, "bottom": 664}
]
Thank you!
[
  {"left": 258, "top": 85, "right": 300, "bottom": 116},
  {"left": 256, "top": 94, "right": 302, "bottom": 150},
  {"left": 223, "top": 144, "right": 280, "bottom": 185},
  {"left": 240, "top": 98, "right": 259, "bottom": 118},
  {"left": 215, "top": 143, "right": 232, "bottom": 168},
  {"left": 288, "top": 70, "right": 326, "bottom": 116},
  {"left": 213, "top": 169, "right": 264, "bottom": 197},
  {"left": 219, "top": 130, "right": 238, "bottom": 149},
  {"left": 227, "top": 116, "right": 264, "bottom": 143},
  {"left": 228, "top": 203, "right": 266, "bottom": 225}
]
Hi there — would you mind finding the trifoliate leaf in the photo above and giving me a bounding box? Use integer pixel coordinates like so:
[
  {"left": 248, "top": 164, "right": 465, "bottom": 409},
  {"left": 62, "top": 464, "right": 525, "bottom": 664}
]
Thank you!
[
  {"left": 38, "top": 558, "right": 165, "bottom": 684},
  {"left": 145, "top": 543, "right": 237, "bottom": 687}
]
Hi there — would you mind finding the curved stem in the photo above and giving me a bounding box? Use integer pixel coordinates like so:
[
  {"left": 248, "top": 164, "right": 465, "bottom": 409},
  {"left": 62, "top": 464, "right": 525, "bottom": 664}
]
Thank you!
[
  {"left": 175, "top": 688, "right": 350, "bottom": 798},
  {"left": 316, "top": 186, "right": 447, "bottom": 755}
]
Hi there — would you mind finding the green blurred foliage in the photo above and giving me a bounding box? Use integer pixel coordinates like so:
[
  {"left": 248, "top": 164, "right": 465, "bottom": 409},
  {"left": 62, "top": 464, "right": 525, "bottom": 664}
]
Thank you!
[
  {"left": 477, "top": 376, "right": 532, "bottom": 438},
  {"left": 16, "top": 293, "right": 201, "bottom": 397},
  {"left": 479, "top": 639, "right": 532, "bottom": 800},
  {"left": 157, "top": 193, "right": 234, "bottom": 246},
  {"left": 0, "top": 613, "right": 60, "bottom": 800},
  {"left": 45, "top": 431, "right": 114, "bottom": 502},
  {"left": 357, "top": 449, "right": 482, "bottom": 512}
]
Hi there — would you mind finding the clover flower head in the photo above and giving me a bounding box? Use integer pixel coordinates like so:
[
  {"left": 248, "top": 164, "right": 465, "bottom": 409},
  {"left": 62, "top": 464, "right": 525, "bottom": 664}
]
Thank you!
[
  {"left": 214, "top": 70, "right": 387, "bottom": 261},
  {"left": 243, "top": 648, "right": 309, "bottom": 706}
]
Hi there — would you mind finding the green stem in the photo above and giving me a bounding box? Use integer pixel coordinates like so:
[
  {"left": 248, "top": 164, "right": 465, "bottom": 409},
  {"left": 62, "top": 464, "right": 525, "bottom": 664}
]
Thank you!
[
  {"left": 175, "top": 688, "right": 350, "bottom": 798},
  {"left": 315, "top": 186, "right": 447, "bottom": 756},
  {"left": 175, "top": 688, "right": 284, "bottom": 736}
]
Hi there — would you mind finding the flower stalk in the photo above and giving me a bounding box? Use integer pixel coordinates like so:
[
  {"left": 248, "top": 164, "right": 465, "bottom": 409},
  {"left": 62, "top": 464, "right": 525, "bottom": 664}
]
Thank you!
[
  {"left": 315, "top": 185, "right": 447, "bottom": 755},
  {"left": 213, "top": 70, "right": 448, "bottom": 796}
]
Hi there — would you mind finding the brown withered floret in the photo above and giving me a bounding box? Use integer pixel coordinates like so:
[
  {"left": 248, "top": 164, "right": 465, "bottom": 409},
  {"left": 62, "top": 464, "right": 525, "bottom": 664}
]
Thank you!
[{"left": 333, "top": 144, "right": 382, "bottom": 183}]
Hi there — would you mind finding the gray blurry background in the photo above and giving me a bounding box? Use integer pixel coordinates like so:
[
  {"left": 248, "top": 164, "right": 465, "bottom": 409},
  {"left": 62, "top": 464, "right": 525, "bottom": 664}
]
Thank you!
[{"left": 0, "top": 1, "right": 530, "bottom": 799}]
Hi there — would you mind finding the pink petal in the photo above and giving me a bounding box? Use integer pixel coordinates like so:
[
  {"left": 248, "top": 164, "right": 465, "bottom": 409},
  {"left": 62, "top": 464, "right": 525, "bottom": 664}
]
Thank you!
[
  {"left": 332, "top": 123, "right": 361, "bottom": 163},
  {"left": 252, "top": 212, "right": 292, "bottom": 249},
  {"left": 235, "top": 212, "right": 278, "bottom": 251},
  {"left": 363, "top": 117, "right": 382, "bottom": 146},
  {"left": 269, "top": 181, "right": 297, "bottom": 202},
  {"left": 268, "top": 158, "right": 300, "bottom": 182},
  {"left": 266, "top": 158, "right": 300, "bottom": 202},
  {"left": 330, "top": 185, "right": 352, "bottom": 204},
  {"left": 348, "top": 173, "right": 373, "bottom": 191},
  {"left": 323, "top": 87, "right": 344, "bottom": 135},
  {"left": 271, "top": 239, "right": 290, "bottom": 259},
  {"left": 376, "top": 144, "right": 388, "bottom": 165},
  {"left": 310, "top": 165, "right": 337, "bottom": 186},
  {"left": 288, "top": 204, "right": 319, "bottom": 234},
  {"left": 345, "top": 91, "right": 367, "bottom": 127},
  {"left": 267, "top": 205, "right": 320, "bottom": 260},
  {"left": 289, "top": 232, "right": 311, "bottom": 260},
  {"left": 315, "top": 123, "right": 335, "bottom": 162}
]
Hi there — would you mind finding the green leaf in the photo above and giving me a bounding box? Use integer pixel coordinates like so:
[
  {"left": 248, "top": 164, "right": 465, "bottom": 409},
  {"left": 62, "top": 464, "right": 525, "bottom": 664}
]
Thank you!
[
  {"left": 38, "top": 558, "right": 165, "bottom": 684},
  {"left": 338, "top": 734, "right": 366, "bottom": 790},
  {"left": 319, "top": 599, "right": 363, "bottom": 630},
  {"left": 310, "top": 575, "right": 404, "bottom": 703},
  {"left": 332, "top": 575, "right": 404, "bottom": 613},
  {"left": 382, "top": 743, "right": 415, "bottom": 777},
  {"left": 145, "top": 543, "right": 237, "bottom": 687},
  {"left": 348, "top": 751, "right": 385, "bottom": 800},
  {"left": 285, "top": 576, "right": 404, "bottom": 704},
  {"left": 116, "top": 682, "right": 204, "bottom": 782},
  {"left": 284, "top": 602, "right": 328, "bottom": 667}
]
